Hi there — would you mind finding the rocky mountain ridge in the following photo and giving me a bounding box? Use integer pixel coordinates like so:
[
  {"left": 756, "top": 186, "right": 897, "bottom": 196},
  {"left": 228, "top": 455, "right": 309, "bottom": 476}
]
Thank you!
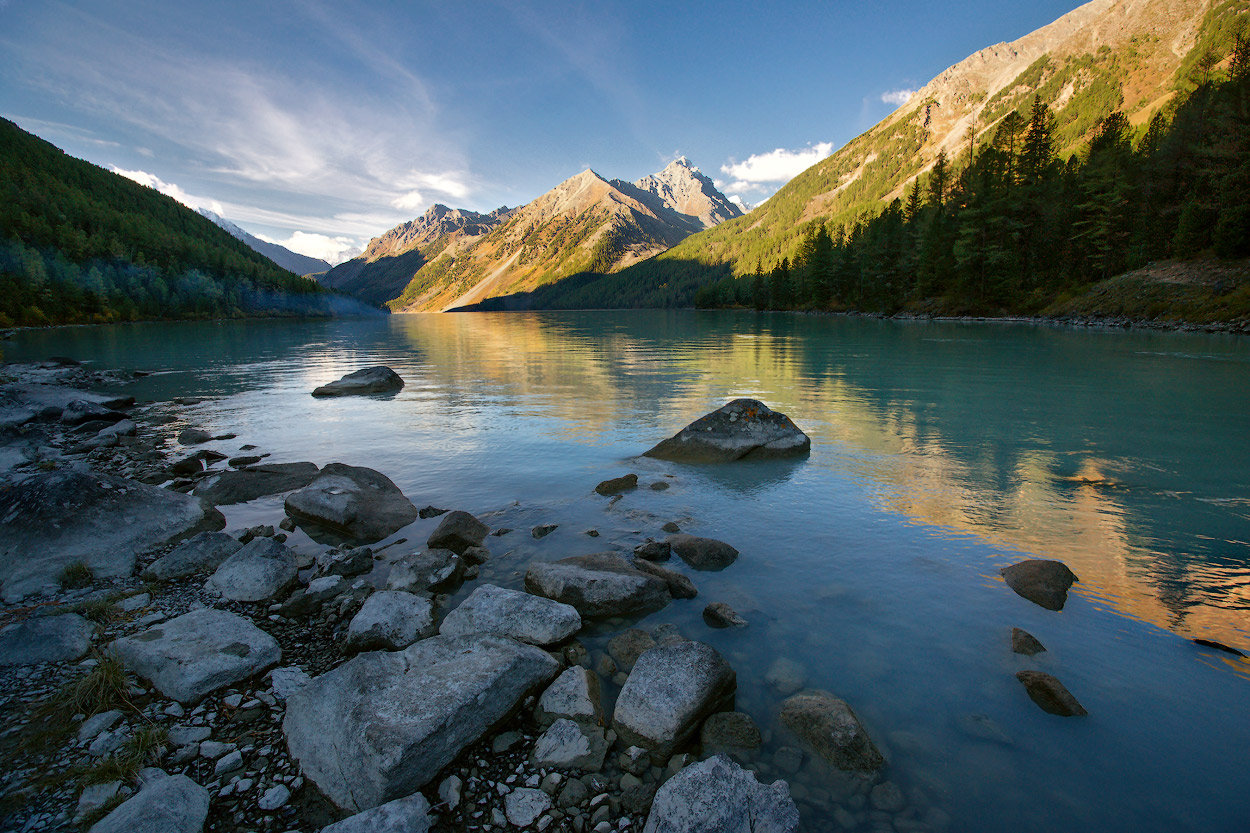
[{"left": 197, "top": 209, "right": 331, "bottom": 277}]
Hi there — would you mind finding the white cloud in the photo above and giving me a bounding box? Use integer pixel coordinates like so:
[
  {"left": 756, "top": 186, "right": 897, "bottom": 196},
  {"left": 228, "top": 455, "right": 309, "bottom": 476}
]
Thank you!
[
  {"left": 881, "top": 88, "right": 916, "bottom": 106},
  {"left": 392, "top": 190, "right": 425, "bottom": 211},
  {"left": 728, "top": 195, "right": 754, "bottom": 213},
  {"left": 257, "top": 231, "right": 361, "bottom": 265},
  {"left": 110, "top": 166, "right": 214, "bottom": 211},
  {"left": 720, "top": 143, "right": 834, "bottom": 193}
]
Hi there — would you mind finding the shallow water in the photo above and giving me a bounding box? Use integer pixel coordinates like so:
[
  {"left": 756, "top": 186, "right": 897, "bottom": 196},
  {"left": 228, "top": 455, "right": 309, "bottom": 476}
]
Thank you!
[{"left": 11, "top": 311, "right": 1250, "bottom": 832}]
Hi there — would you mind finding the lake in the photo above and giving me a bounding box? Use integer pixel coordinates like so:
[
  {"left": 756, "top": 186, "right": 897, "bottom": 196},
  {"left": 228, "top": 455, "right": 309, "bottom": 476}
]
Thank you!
[{"left": 10, "top": 311, "right": 1250, "bottom": 832}]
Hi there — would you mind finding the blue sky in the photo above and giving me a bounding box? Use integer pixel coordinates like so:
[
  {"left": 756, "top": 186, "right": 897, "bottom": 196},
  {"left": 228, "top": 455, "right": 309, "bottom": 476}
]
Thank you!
[{"left": 0, "top": 0, "right": 1082, "bottom": 262}]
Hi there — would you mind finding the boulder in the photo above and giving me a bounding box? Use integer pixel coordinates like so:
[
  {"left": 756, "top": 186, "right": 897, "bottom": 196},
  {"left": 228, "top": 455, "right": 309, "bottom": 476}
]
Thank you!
[
  {"left": 312, "top": 366, "right": 405, "bottom": 397},
  {"left": 385, "top": 549, "right": 463, "bottom": 593},
  {"left": 87, "top": 773, "right": 209, "bottom": 833},
  {"left": 525, "top": 553, "right": 671, "bottom": 618},
  {"left": 633, "top": 558, "right": 698, "bottom": 599},
  {"left": 595, "top": 474, "right": 638, "bottom": 496},
  {"left": 439, "top": 584, "right": 581, "bottom": 647},
  {"left": 667, "top": 535, "right": 738, "bottom": 571},
  {"left": 346, "top": 591, "right": 436, "bottom": 653},
  {"left": 0, "top": 613, "right": 94, "bottom": 666},
  {"left": 205, "top": 537, "right": 298, "bottom": 603},
  {"left": 700, "top": 712, "right": 762, "bottom": 751},
  {"left": 644, "top": 399, "right": 810, "bottom": 463},
  {"left": 280, "top": 575, "right": 350, "bottom": 618},
  {"left": 1011, "top": 627, "right": 1046, "bottom": 656},
  {"left": 426, "top": 511, "right": 489, "bottom": 555},
  {"left": 536, "top": 666, "right": 604, "bottom": 728},
  {"left": 779, "top": 690, "right": 884, "bottom": 773},
  {"left": 284, "top": 463, "right": 418, "bottom": 543},
  {"left": 634, "top": 540, "right": 671, "bottom": 561},
  {"left": 531, "top": 718, "right": 608, "bottom": 772},
  {"left": 1000, "top": 559, "right": 1079, "bottom": 610},
  {"left": 608, "top": 629, "right": 657, "bottom": 672},
  {"left": 283, "top": 633, "right": 559, "bottom": 811},
  {"left": 1015, "top": 671, "right": 1088, "bottom": 716},
  {"left": 193, "top": 462, "right": 320, "bottom": 505},
  {"left": 110, "top": 609, "right": 280, "bottom": 704},
  {"left": 61, "top": 399, "right": 127, "bottom": 426},
  {"left": 703, "top": 603, "right": 747, "bottom": 628},
  {"left": 643, "top": 754, "right": 800, "bottom": 833},
  {"left": 613, "top": 641, "right": 737, "bottom": 759},
  {"left": 321, "top": 793, "right": 433, "bottom": 833},
  {"left": 0, "top": 470, "right": 224, "bottom": 603},
  {"left": 144, "top": 532, "right": 242, "bottom": 581}
]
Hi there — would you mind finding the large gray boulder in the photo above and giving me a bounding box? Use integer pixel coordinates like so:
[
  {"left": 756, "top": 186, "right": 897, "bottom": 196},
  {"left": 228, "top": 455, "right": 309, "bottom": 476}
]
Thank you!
[
  {"left": 613, "top": 641, "right": 736, "bottom": 759},
  {"left": 284, "top": 463, "right": 418, "bottom": 543},
  {"left": 205, "top": 537, "right": 298, "bottom": 603},
  {"left": 643, "top": 754, "right": 799, "bottom": 833},
  {"left": 312, "top": 366, "right": 405, "bottom": 397},
  {"left": 193, "top": 462, "right": 320, "bottom": 505},
  {"left": 644, "top": 399, "right": 810, "bottom": 463},
  {"left": 524, "top": 552, "right": 671, "bottom": 618},
  {"left": 439, "top": 584, "right": 581, "bottom": 647},
  {"left": 385, "top": 549, "right": 463, "bottom": 593},
  {"left": 0, "top": 470, "right": 224, "bottom": 603},
  {"left": 536, "top": 665, "right": 604, "bottom": 728},
  {"left": 144, "top": 532, "right": 242, "bottom": 581},
  {"left": 87, "top": 773, "right": 209, "bottom": 833},
  {"left": 1000, "top": 559, "right": 1079, "bottom": 611},
  {"left": 61, "top": 399, "right": 127, "bottom": 425},
  {"left": 283, "top": 633, "right": 559, "bottom": 811},
  {"left": 110, "top": 609, "right": 281, "bottom": 703},
  {"left": 320, "top": 793, "right": 432, "bottom": 833},
  {"left": 345, "top": 591, "right": 436, "bottom": 653},
  {"left": 426, "top": 510, "right": 489, "bottom": 555},
  {"left": 779, "top": 690, "right": 884, "bottom": 773},
  {"left": 667, "top": 535, "right": 739, "bottom": 571},
  {"left": 0, "top": 613, "right": 94, "bottom": 666}
]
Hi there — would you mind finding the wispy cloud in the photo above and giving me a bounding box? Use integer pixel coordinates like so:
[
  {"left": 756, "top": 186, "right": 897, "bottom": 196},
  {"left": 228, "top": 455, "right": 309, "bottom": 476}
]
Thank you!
[
  {"left": 110, "top": 166, "right": 223, "bottom": 215},
  {"left": 881, "top": 88, "right": 916, "bottom": 106},
  {"left": 256, "top": 231, "right": 360, "bottom": 265},
  {"left": 719, "top": 142, "right": 834, "bottom": 194}
]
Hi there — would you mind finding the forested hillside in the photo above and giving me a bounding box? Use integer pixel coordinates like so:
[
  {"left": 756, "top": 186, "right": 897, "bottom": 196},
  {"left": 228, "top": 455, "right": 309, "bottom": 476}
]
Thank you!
[{"left": 0, "top": 119, "right": 332, "bottom": 326}]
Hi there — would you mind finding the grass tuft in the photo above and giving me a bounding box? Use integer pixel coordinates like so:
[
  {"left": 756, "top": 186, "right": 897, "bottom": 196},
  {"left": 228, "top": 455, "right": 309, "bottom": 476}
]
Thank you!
[{"left": 58, "top": 561, "right": 94, "bottom": 591}]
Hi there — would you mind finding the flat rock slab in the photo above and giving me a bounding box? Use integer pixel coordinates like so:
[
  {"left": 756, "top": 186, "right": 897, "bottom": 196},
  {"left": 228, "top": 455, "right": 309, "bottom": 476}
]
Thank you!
[
  {"left": 144, "top": 532, "right": 242, "bottom": 581},
  {"left": 346, "top": 590, "right": 435, "bottom": 653},
  {"left": 285, "top": 463, "right": 418, "bottom": 543},
  {"left": 0, "top": 613, "right": 94, "bottom": 666},
  {"left": 7, "top": 383, "right": 133, "bottom": 413},
  {"left": 110, "top": 609, "right": 281, "bottom": 704},
  {"left": 321, "top": 793, "right": 433, "bottom": 833},
  {"left": 1000, "top": 559, "right": 1079, "bottom": 610},
  {"left": 61, "top": 399, "right": 127, "bottom": 425},
  {"left": 667, "top": 535, "right": 739, "bottom": 571},
  {"left": 283, "top": 633, "right": 559, "bottom": 812},
  {"left": 780, "top": 690, "right": 884, "bottom": 774},
  {"left": 613, "top": 641, "right": 736, "bottom": 760},
  {"left": 0, "top": 470, "right": 224, "bottom": 603},
  {"left": 87, "top": 773, "right": 208, "bottom": 833},
  {"left": 536, "top": 665, "right": 604, "bottom": 728},
  {"left": 644, "top": 399, "right": 810, "bottom": 463},
  {"left": 525, "top": 552, "right": 671, "bottom": 618},
  {"left": 426, "top": 510, "right": 489, "bottom": 555},
  {"left": 193, "top": 462, "right": 320, "bottom": 506},
  {"left": 312, "top": 366, "right": 405, "bottom": 397},
  {"left": 1016, "top": 670, "right": 1088, "bottom": 716},
  {"left": 439, "top": 583, "right": 582, "bottom": 647},
  {"left": 205, "top": 537, "right": 298, "bottom": 603},
  {"left": 643, "top": 754, "right": 800, "bottom": 833}
]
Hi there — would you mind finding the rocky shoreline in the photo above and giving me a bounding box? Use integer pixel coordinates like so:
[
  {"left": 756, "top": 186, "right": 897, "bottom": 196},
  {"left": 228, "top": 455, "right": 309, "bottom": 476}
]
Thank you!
[{"left": 0, "top": 363, "right": 1092, "bottom": 833}]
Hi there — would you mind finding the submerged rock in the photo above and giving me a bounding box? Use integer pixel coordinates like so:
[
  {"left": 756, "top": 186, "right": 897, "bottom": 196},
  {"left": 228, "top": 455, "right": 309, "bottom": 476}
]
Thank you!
[
  {"left": 144, "top": 532, "right": 242, "bottom": 581},
  {"left": 205, "top": 537, "right": 298, "bottom": 603},
  {"left": 426, "top": 510, "right": 489, "bottom": 555},
  {"left": 525, "top": 552, "right": 672, "bottom": 618},
  {"left": 439, "top": 583, "right": 581, "bottom": 647},
  {"left": 1016, "top": 670, "right": 1088, "bottom": 716},
  {"left": 700, "top": 711, "right": 762, "bottom": 751},
  {"left": 780, "top": 690, "right": 884, "bottom": 773},
  {"left": 285, "top": 463, "right": 418, "bottom": 543},
  {"left": 283, "top": 633, "right": 559, "bottom": 811},
  {"left": 633, "top": 559, "right": 698, "bottom": 599},
  {"left": 1000, "top": 559, "right": 1079, "bottom": 611},
  {"left": 1011, "top": 627, "right": 1047, "bottom": 656},
  {"left": 608, "top": 629, "right": 657, "bottom": 671},
  {"left": 0, "top": 469, "right": 224, "bottom": 603},
  {"left": 312, "top": 366, "right": 405, "bottom": 397},
  {"left": 667, "top": 534, "right": 739, "bottom": 571},
  {"left": 643, "top": 754, "right": 800, "bottom": 833},
  {"left": 87, "top": 772, "right": 209, "bottom": 833},
  {"left": 1192, "top": 638, "right": 1246, "bottom": 657},
  {"left": 644, "top": 399, "right": 811, "bottom": 463},
  {"left": 0, "top": 613, "right": 94, "bottom": 666},
  {"left": 193, "top": 462, "right": 320, "bottom": 505},
  {"left": 320, "top": 793, "right": 433, "bottom": 833},
  {"left": 703, "top": 602, "right": 747, "bottom": 628}
]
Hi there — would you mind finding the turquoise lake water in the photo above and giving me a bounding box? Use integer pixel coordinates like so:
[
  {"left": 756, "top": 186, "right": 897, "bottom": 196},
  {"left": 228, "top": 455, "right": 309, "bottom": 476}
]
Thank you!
[{"left": 11, "top": 311, "right": 1250, "bottom": 832}]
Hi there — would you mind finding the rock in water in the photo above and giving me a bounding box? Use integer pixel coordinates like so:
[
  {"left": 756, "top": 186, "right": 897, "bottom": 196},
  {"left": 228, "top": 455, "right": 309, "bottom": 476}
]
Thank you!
[
  {"left": 205, "top": 537, "right": 298, "bottom": 602},
  {"left": 87, "top": 773, "right": 209, "bottom": 833},
  {"left": 644, "top": 399, "right": 810, "bottom": 463},
  {"left": 426, "top": 510, "right": 489, "bottom": 555},
  {"left": 643, "top": 754, "right": 800, "bottom": 833},
  {"left": 284, "top": 463, "right": 419, "bottom": 543},
  {"left": 703, "top": 603, "right": 747, "bottom": 628},
  {"left": 193, "top": 462, "right": 321, "bottom": 505},
  {"left": 311, "top": 366, "right": 405, "bottom": 397},
  {"left": 525, "top": 552, "right": 672, "bottom": 618},
  {"left": 779, "top": 690, "right": 884, "bottom": 773},
  {"left": 144, "top": 532, "right": 242, "bottom": 581},
  {"left": 667, "top": 535, "right": 739, "bottom": 571},
  {"left": 283, "top": 633, "right": 559, "bottom": 811},
  {"left": 633, "top": 559, "right": 698, "bottom": 600},
  {"left": 345, "top": 591, "right": 435, "bottom": 653},
  {"left": 110, "top": 609, "right": 280, "bottom": 704},
  {"left": 439, "top": 584, "right": 582, "bottom": 647},
  {"left": 385, "top": 549, "right": 464, "bottom": 593},
  {"left": 700, "top": 712, "right": 762, "bottom": 751},
  {"left": 1011, "top": 627, "right": 1047, "bottom": 655},
  {"left": 320, "top": 793, "right": 433, "bottom": 833},
  {"left": 1015, "top": 670, "right": 1088, "bottom": 716},
  {"left": 595, "top": 474, "right": 638, "bottom": 496},
  {"left": 1192, "top": 638, "right": 1246, "bottom": 657},
  {"left": 1000, "top": 559, "right": 1079, "bottom": 610},
  {"left": 0, "top": 613, "right": 94, "bottom": 666},
  {"left": 613, "top": 641, "right": 736, "bottom": 759},
  {"left": 0, "top": 470, "right": 224, "bottom": 603}
]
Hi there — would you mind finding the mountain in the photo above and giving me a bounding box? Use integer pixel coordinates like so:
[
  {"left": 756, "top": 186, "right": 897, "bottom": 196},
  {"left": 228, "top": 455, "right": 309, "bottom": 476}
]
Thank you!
[
  {"left": 197, "top": 209, "right": 331, "bottom": 276},
  {"left": 490, "top": 0, "right": 1240, "bottom": 311},
  {"left": 318, "top": 204, "right": 515, "bottom": 307},
  {"left": 366, "top": 158, "right": 740, "bottom": 312},
  {"left": 0, "top": 118, "right": 334, "bottom": 326}
]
